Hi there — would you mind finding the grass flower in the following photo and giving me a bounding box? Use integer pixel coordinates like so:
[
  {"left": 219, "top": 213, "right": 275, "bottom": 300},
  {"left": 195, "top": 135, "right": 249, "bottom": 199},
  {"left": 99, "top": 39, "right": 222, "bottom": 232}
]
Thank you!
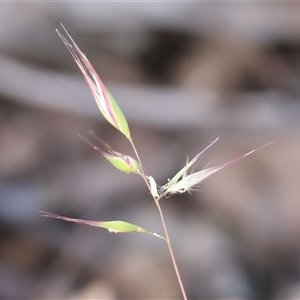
[
  {"left": 56, "top": 24, "right": 131, "bottom": 139},
  {"left": 79, "top": 131, "right": 140, "bottom": 174},
  {"left": 40, "top": 211, "right": 164, "bottom": 238},
  {"left": 160, "top": 139, "right": 273, "bottom": 196}
]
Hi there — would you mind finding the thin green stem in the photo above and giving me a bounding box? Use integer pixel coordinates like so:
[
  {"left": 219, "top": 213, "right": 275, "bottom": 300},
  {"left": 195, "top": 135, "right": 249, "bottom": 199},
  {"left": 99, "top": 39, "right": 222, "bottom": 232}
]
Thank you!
[
  {"left": 129, "top": 138, "right": 151, "bottom": 190},
  {"left": 154, "top": 200, "right": 188, "bottom": 300},
  {"left": 129, "top": 138, "right": 188, "bottom": 300}
]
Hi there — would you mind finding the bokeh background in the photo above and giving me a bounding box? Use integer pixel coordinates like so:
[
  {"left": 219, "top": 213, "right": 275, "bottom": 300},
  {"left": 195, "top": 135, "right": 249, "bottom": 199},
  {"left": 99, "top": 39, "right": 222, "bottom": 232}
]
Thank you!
[{"left": 1, "top": 2, "right": 300, "bottom": 299}]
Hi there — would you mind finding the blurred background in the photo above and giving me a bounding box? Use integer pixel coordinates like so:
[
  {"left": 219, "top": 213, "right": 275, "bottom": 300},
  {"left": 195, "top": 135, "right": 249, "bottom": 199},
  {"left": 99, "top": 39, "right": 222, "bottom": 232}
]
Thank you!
[{"left": 1, "top": 2, "right": 300, "bottom": 299}]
